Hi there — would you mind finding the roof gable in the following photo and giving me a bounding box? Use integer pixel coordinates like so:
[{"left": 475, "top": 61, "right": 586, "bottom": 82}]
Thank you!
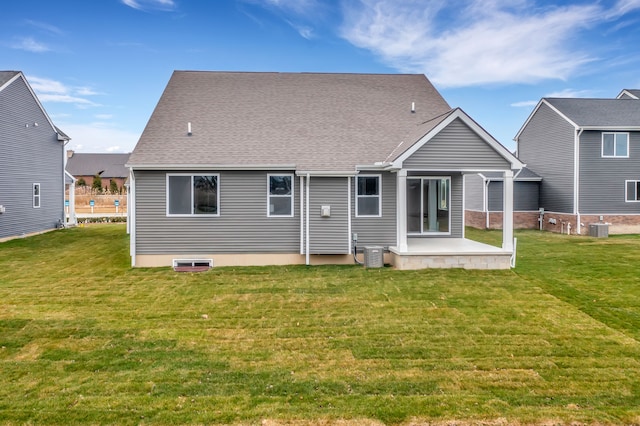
[
  {"left": 617, "top": 89, "right": 640, "bottom": 99},
  {"left": 66, "top": 153, "right": 131, "bottom": 178},
  {"left": 128, "top": 71, "right": 452, "bottom": 172},
  {"left": 0, "top": 71, "right": 69, "bottom": 140},
  {"left": 394, "top": 109, "right": 522, "bottom": 170}
]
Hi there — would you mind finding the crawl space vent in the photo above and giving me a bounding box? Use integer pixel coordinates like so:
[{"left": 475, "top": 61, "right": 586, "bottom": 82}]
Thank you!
[{"left": 173, "top": 259, "right": 213, "bottom": 272}]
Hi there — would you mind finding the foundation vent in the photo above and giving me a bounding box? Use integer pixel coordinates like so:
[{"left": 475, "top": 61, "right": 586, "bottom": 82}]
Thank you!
[{"left": 173, "top": 258, "right": 213, "bottom": 272}]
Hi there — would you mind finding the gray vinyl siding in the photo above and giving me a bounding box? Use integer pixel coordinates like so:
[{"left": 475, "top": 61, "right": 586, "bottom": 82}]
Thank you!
[
  {"left": 134, "top": 170, "right": 300, "bottom": 254},
  {"left": 403, "top": 118, "right": 511, "bottom": 170},
  {"left": 0, "top": 76, "right": 64, "bottom": 240},
  {"left": 488, "top": 181, "right": 540, "bottom": 211},
  {"left": 407, "top": 172, "right": 463, "bottom": 238},
  {"left": 517, "top": 103, "right": 575, "bottom": 213},
  {"left": 351, "top": 171, "right": 397, "bottom": 248},
  {"left": 308, "top": 177, "right": 349, "bottom": 254},
  {"left": 464, "top": 173, "right": 485, "bottom": 211},
  {"left": 579, "top": 130, "right": 640, "bottom": 214}
]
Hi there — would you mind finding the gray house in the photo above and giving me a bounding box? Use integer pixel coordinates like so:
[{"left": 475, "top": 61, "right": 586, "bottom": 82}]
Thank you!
[
  {"left": 465, "top": 167, "right": 541, "bottom": 230},
  {"left": 127, "top": 71, "right": 523, "bottom": 269},
  {"left": 0, "top": 71, "right": 71, "bottom": 241},
  {"left": 515, "top": 92, "right": 640, "bottom": 234}
]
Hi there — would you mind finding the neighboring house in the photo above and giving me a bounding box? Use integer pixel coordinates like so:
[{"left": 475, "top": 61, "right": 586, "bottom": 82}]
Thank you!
[
  {"left": 127, "top": 71, "right": 523, "bottom": 270},
  {"left": 66, "top": 151, "right": 130, "bottom": 192},
  {"left": 465, "top": 167, "right": 541, "bottom": 229},
  {"left": 515, "top": 91, "right": 640, "bottom": 234},
  {"left": 0, "top": 71, "right": 71, "bottom": 241}
]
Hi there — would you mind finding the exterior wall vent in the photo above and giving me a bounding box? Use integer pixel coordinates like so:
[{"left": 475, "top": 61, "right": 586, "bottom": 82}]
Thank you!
[
  {"left": 173, "top": 258, "right": 213, "bottom": 272},
  {"left": 363, "top": 246, "right": 384, "bottom": 268}
]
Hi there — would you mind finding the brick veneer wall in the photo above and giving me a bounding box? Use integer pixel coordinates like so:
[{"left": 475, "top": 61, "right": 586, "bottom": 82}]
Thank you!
[{"left": 465, "top": 210, "right": 541, "bottom": 230}]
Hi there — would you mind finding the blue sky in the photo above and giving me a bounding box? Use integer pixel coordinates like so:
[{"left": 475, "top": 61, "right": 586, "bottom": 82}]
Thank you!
[{"left": 3, "top": 0, "right": 640, "bottom": 153}]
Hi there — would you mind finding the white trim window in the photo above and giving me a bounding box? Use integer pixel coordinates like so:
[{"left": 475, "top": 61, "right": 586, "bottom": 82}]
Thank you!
[
  {"left": 33, "top": 183, "right": 41, "bottom": 208},
  {"left": 602, "top": 132, "right": 629, "bottom": 158},
  {"left": 268, "top": 174, "right": 294, "bottom": 217},
  {"left": 166, "top": 174, "right": 219, "bottom": 216},
  {"left": 626, "top": 180, "right": 640, "bottom": 202},
  {"left": 356, "top": 174, "right": 381, "bottom": 217}
]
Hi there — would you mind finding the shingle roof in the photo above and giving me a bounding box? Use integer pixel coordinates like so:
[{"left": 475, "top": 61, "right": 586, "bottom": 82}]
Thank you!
[
  {"left": 128, "top": 71, "right": 452, "bottom": 172},
  {"left": 618, "top": 89, "right": 640, "bottom": 99},
  {"left": 544, "top": 97, "right": 640, "bottom": 127},
  {"left": 66, "top": 153, "right": 130, "bottom": 178}
]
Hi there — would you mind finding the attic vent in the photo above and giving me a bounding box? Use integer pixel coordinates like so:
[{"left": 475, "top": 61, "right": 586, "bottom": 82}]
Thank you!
[{"left": 173, "top": 258, "right": 212, "bottom": 272}]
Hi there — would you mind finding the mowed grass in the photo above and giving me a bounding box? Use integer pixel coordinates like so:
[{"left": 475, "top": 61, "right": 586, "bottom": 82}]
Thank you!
[{"left": 1, "top": 225, "right": 640, "bottom": 425}]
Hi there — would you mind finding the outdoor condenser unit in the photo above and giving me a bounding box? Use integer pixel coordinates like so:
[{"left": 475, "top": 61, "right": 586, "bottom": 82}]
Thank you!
[{"left": 363, "top": 246, "right": 384, "bottom": 268}]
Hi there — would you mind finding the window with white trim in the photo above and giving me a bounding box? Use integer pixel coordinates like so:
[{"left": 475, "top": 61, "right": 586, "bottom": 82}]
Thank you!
[
  {"left": 356, "top": 175, "right": 381, "bottom": 217},
  {"left": 33, "top": 183, "right": 40, "bottom": 208},
  {"left": 167, "top": 174, "right": 219, "bottom": 216},
  {"left": 602, "top": 132, "right": 629, "bottom": 158},
  {"left": 268, "top": 174, "right": 293, "bottom": 217},
  {"left": 626, "top": 180, "right": 640, "bottom": 202}
]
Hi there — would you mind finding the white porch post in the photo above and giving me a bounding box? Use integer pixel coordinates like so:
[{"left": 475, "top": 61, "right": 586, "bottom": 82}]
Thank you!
[
  {"left": 397, "top": 169, "right": 408, "bottom": 252},
  {"left": 68, "top": 180, "right": 77, "bottom": 226},
  {"left": 502, "top": 170, "right": 514, "bottom": 251}
]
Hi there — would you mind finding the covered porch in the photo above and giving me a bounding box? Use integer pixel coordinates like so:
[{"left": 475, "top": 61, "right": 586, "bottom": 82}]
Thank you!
[{"left": 389, "top": 237, "right": 514, "bottom": 270}]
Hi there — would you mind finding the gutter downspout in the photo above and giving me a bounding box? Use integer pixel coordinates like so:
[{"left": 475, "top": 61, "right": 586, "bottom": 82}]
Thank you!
[
  {"left": 305, "top": 173, "right": 310, "bottom": 266},
  {"left": 575, "top": 128, "right": 583, "bottom": 234},
  {"left": 347, "top": 176, "right": 352, "bottom": 255},
  {"left": 484, "top": 178, "right": 490, "bottom": 229},
  {"left": 129, "top": 169, "right": 136, "bottom": 267},
  {"left": 299, "top": 175, "right": 304, "bottom": 255}
]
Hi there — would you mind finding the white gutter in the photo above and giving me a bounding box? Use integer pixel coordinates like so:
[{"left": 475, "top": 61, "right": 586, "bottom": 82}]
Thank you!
[
  {"left": 299, "top": 175, "right": 304, "bottom": 255},
  {"left": 574, "top": 128, "right": 583, "bottom": 234},
  {"left": 129, "top": 169, "right": 136, "bottom": 266},
  {"left": 126, "top": 163, "right": 297, "bottom": 171},
  {"left": 305, "top": 173, "right": 310, "bottom": 265},
  {"left": 347, "top": 176, "right": 352, "bottom": 255},
  {"left": 295, "top": 170, "right": 357, "bottom": 177}
]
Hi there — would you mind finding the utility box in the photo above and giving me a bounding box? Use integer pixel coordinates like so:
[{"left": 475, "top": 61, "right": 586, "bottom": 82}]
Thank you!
[
  {"left": 589, "top": 223, "right": 609, "bottom": 238},
  {"left": 363, "top": 246, "right": 384, "bottom": 268}
]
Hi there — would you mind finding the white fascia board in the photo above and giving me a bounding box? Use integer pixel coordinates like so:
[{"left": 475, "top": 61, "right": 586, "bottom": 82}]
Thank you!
[
  {"left": 355, "top": 163, "right": 392, "bottom": 171},
  {"left": 581, "top": 126, "right": 640, "bottom": 131},
  {"left": 514, "top": 99, "right": 545, "bottom": 142},
  {"left": 0, "top": 72, "right": 21, "bottom": 92},
  {"left": 617, "top": 90, "right": 639, "bottom": 100},
  {"left": 402, "top": 167, "right": 516, "bottom": 174},
  {"left": 514, "top": 99, "right": 579, "bottom": 141},
  {"left": 126, "top": 163, "right": 297, "bottom": 171},
  {"left": 8, "top": 72, "right": 61, "bottom": 135},
  {"left": 295, "top": 170, "right": 357, "bottom": 177},
  {"left": 64, "top": 170, "right": 77, "bottom": 183},
  {"left": 391, "top": 108, "right": 524, "bottom": 170}
]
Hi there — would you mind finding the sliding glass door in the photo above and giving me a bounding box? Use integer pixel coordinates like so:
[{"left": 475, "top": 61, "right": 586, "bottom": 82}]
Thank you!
[{"left": 406, "top": 177, "right": 450, "bottom": 235}]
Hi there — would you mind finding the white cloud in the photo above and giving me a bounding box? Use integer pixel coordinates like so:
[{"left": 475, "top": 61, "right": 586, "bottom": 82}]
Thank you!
[
  {"left": 95, "top": 114, "right": 114, "bottom": 120},
  {"left": 239, "top": 0, "right": 325, "bottom": 39},
  {"left": 27, "top": 76, "right": 101, "bottom": 108},
  {"left": 25, "top": 20, "right": 64, "bottom": 35},
  {"left": 339, "top": 0, "right": 636, "bottom": 87},
  {"left": 61, "top": 123, "right": 139, "bottom": 153},
  {"left": 11, "top": 37, "right": 50, "bottom": 52},
  {"left": 512, "top": 88, "right": 596, "bottom": 107},
  {"left": 121, "top": 0, "right": 176, "bottom": 12},
  {"left": 511, "top": 100, "right": 538, "bottom": 108},
  {"left": 28, "top": 76, "right": 67, "bottom": 94},
  {"left": 37, "top": 94, "right": 100, "bottom": 107},
  {"left": 544, "top": 89, "right": 595, "bottom": 98}
]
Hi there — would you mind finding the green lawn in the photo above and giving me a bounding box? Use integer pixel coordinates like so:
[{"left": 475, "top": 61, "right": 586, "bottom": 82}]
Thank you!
[{"left": 1, "top": 225, "right": 639, "bottom": 425}]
